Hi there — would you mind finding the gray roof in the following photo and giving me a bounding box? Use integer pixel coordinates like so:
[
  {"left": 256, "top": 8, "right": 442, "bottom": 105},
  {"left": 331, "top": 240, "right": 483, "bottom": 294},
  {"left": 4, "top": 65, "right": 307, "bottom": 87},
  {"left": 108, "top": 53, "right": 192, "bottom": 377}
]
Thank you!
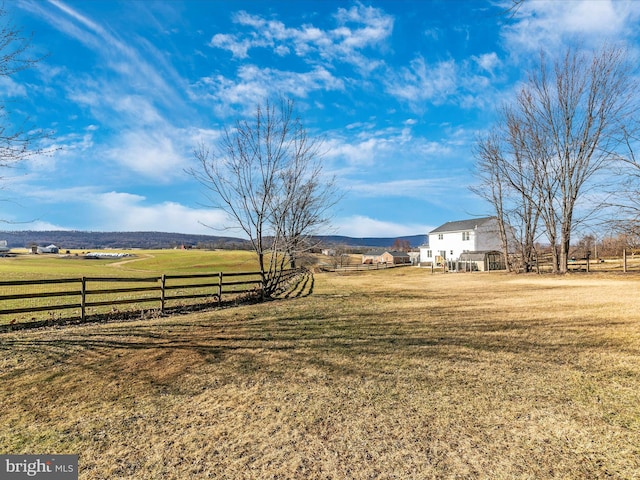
[
  {"left": 363, "top": 249, "right": 410, "bottom": 257},
  {"left": 363, "top": 249, "right": 386, "bottom": 256},
  {"left": 386, "top": 250, "right": 410, "bottom": 257},
  {"left": 430, "top": 216, "right": 495, "bottom": 234}
]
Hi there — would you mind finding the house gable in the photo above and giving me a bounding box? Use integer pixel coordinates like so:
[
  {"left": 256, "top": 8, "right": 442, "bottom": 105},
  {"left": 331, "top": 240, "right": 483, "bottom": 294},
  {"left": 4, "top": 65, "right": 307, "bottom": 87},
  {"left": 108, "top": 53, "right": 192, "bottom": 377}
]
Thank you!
[{"left": 420, "top": 217, "right": 502, "bottom": 263}]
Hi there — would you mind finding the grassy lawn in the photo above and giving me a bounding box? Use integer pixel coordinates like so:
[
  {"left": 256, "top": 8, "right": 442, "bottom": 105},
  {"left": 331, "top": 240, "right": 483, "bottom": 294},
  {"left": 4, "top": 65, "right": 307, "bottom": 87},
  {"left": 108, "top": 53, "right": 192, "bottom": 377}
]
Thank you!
[
  {"left": 0, "top": 249, "right": 259, "bottom": 279},
  {"left": 0, "top": 250, "right": 263, "bottom": 325},
  {"left": 1, "top": 268, "right": 639, "bottom": 478}
]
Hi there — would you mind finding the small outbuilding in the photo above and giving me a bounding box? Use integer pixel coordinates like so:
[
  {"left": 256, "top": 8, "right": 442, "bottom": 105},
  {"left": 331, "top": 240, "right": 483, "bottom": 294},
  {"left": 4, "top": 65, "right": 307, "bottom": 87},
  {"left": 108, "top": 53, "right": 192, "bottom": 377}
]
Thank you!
[
  {"left": 380, "top": 250, "right": 411, "bottom": 265},
  {"left": 362, "top": 249, "right": 385, "bottom": 264},
  {"left": 457, "top": 250, "right": 505, "bottom": 271},
  {"left": 37, "top": 244, "right": 60, "bottom": 254},
  {"left": 362, "top": 250, "right": 411, "bottom": 265}
]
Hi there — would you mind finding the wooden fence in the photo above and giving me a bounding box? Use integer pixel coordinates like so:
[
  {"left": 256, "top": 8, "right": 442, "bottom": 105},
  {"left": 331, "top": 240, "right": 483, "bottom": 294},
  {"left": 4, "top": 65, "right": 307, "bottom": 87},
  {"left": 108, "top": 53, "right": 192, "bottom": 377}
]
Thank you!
[
  {"left": 319, "top": 262, "right": 411, "bottom": 272},
  {"left": 0, "top": 268, "right": 302, "bottom": 328}
]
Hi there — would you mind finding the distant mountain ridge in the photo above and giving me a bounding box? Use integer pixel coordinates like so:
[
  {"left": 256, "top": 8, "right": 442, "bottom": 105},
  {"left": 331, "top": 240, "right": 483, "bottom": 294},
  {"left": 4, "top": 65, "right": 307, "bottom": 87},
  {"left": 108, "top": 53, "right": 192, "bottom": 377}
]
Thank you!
[
  {"left": 0, "top": 231, "right": 428, "bottom": 250},
  {"left": 0, "top": 231, "right": 248, "bottom": 250},
  {"left": 314, "top": 235, "right": 428, "bottom": 248}
]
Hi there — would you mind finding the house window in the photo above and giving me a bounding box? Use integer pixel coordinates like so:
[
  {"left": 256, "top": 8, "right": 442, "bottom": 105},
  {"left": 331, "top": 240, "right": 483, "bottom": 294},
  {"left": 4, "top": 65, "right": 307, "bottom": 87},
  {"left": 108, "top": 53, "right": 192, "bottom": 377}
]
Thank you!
[
  {"left": 438, "top": 234, "right": 443, "bottom": 240},
  {"left": 439, "top": 250, "right": 446, "bottom": 259},
  {"left": 450, "top": 250, "right": 454, "bottom": 256},
  {"left": 426, "top": 250, "right": 432, "bottom": 258},
  {"left": 462, "top": 231, "right": 470, "bottom": 241}
]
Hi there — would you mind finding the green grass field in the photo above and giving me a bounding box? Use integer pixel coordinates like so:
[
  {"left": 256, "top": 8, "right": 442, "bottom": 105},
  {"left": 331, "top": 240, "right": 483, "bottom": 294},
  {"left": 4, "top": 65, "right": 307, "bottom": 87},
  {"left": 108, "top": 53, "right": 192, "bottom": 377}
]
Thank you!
[
  {"left": 0, "top": 249, "right": 260, "bottom": 279},
  {"left": 1, "top": 267, "right": 639, "bottom": 478},
  {"left": 0, "top": 250, "right": 263, "bottom": 326}
]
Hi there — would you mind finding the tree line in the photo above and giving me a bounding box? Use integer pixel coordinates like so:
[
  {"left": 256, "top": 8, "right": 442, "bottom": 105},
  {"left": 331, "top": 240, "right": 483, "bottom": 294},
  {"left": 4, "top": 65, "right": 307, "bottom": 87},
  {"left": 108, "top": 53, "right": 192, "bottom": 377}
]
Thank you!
[{"left": 473, "top": 45, "right": 640, "bottom": 274}]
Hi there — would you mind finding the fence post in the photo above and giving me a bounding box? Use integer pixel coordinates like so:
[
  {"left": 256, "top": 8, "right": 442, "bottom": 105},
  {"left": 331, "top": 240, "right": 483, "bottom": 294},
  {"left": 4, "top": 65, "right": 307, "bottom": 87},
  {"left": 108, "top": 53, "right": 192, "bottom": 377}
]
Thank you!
[
  {"left": 81, "top": 277, "right": 86, "bottom": 321},
  {"left": 160, "top": 275, "right": 166, "bottom": 313},
  {"left": 623, "top": 249, "right": 628, "bottom": 273},
  {"left": 217, "top": 272, "right": 223, "bottom": 306}
]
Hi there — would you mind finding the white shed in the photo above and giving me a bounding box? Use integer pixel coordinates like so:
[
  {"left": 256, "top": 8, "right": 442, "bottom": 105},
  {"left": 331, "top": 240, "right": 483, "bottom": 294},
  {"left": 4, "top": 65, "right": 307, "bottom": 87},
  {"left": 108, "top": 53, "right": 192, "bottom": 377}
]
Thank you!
[{"left": 37, "top": 244, "right": 60, "bottom": 254}]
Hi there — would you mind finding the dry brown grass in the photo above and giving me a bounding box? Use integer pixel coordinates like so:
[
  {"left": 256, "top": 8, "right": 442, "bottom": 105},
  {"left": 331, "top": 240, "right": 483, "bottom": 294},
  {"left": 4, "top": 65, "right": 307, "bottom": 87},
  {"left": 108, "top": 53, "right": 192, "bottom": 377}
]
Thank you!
[{"left": 1, "top": 269, "right": 640, "bottom": 479}]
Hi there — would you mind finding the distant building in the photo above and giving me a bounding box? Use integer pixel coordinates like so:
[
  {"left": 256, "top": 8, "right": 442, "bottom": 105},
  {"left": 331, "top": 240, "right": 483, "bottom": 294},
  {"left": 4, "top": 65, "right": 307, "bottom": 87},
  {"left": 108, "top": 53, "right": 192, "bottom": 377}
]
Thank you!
[
  {"left": 0, "top": 240, "right": 9, "bottom": 253},
  {"left": 37, "top": 244, "right": 60, "bottom": 254},
  {"left": 362, "top": 250, "right": 411, "bottom": 265},
  {"left": 362, "top": 249, "right": 385, "bottom": 264}
]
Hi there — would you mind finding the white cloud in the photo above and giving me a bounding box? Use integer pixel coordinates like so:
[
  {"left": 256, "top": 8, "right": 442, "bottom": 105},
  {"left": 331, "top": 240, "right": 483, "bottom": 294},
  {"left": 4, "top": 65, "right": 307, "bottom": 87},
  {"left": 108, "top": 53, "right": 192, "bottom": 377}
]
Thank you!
[
  {"left": 385, "top": 56, "right": 457, "bottom": 107},
  {"left": 324, "top": 126, "right": 452, "bottom": 173},
  {"left": 333, "top": 215, "right": 433, "bottom": 237},
  {"left": 472, "top": 52, "right": 501, "bottom": 75},
  {"left": 112, "top": 95, "right": 165, "bottom": 126},
  {"left": 209, "top": 33, "right": 253, "bottom": 58},
  {"left": 208, "top": 3, "right": 393, "bottom": 73},
  {"left": 333, "top": 3, "right": 394, "bottom": 48},
  {"left": 89, "top": 192, "right": 232, "bottom": 234},
  {"left": 350, "top": 178, "right": 455, "bottom": 200},
  {"left": 0, "top": 220, "right": 72, "bottom": 231},
  {"left": 501, "top": 0, "right": 640, "bottom": 55},
  {"left": 0, "top": 76, "right": 27, "bottom": 97},
  {"left": 14, "top": 188, "right": 235, "bottom": 235},
  {"left": 385, "top": 51, "right": 511, "bottom": 112},
  {"left": 15, "top": 185, "right": 100, "bottom": 204},
  {"left": 191, "top": 64, "right": 345, "bottom": 114},
  {"left": 42, "top": 0, "right": 181, "bottom": 105},
  {"left": 325, "top": 137, "right": 382, "bottom": 168},
  {"left": 105, "top": 129, "right": 189, "bottom": 180}
]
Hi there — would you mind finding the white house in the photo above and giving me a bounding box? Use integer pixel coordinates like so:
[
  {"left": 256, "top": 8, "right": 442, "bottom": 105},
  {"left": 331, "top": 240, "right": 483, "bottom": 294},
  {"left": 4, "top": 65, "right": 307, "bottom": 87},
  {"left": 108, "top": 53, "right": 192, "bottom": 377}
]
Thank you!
[
  {"left": 419, "top": 217, "right": 504, "bottom": 266},
  {"left": 0, "top": 240, "right": 9, "bottom": 253}
]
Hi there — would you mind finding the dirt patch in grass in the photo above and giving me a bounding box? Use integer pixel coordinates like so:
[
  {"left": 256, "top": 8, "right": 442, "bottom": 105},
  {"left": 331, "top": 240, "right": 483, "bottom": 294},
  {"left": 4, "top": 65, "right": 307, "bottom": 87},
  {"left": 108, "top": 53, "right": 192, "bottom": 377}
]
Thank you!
[{"left": 1, "top": 270, "right": 639, "bottom": 478}]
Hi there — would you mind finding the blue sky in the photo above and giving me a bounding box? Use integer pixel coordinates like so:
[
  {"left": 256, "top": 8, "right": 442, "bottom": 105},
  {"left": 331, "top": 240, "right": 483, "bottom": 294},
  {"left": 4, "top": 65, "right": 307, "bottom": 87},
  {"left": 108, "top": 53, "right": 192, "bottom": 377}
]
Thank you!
[{"left": 2, "top": 0, "right": 639, "bottom": 238}]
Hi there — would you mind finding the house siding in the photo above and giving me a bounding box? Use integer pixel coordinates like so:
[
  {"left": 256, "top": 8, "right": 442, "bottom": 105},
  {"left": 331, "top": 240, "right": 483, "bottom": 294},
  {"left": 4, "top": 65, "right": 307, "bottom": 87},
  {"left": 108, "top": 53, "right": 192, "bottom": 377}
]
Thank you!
[
  {"left": 475, "top": 219, "right": 503, "bottom": 251},
  {"left": 419, "top": 217, "right": 502, "bottom": 264}
]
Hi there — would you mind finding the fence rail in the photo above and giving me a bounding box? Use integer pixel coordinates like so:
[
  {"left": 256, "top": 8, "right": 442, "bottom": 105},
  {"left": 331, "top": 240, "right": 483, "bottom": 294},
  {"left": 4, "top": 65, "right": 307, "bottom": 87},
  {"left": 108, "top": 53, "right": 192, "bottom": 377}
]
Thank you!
[
  {"left": 319, "top": 262, "right": 411, "bottom": 272},
  {"left": 0, "top": 269, "right": 302, "bottom": 328}
]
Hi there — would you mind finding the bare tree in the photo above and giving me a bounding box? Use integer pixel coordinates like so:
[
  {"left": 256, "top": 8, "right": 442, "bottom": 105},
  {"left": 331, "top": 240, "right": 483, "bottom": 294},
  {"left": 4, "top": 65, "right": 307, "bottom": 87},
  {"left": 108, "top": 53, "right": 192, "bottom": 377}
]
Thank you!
[
  {"left": 473, "top": 132, "right": 517, "bottom": 272},
  {"left": 1, "top": 5, "right": 50, "bottom": 178},
  {"left": 189, "top": 98, "right": 338, "bottom": 296},
  {"left": 392, "top": 238, "right": 411, "bottom": 252},
  {"left": 474, "top": 45, "right": 638, "bottom": 273},
  {"left": 473, "top": 121, "right": 542, "bottom": 273},
  {"left": 272, "top": 129, "right": 339, "bottom": 268},
  {"left": 504, "top": 0, "right": 526, "bottom": 17},
  {"left": 610, "top": 127, "right": 640, "bottom": 237}
]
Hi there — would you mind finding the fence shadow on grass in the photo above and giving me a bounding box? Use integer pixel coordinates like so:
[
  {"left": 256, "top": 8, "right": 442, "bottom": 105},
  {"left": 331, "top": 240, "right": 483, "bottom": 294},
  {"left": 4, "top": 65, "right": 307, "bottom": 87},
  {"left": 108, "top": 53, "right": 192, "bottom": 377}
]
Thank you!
[
  {"left": 277, "top": 269, "right": 314, "bottom": 299},
  {"left": 1, "top": 269, "right": 636, "bottom": 390},
  {"left": 1, "top": 297, "right": 632, "bottom": 389}
]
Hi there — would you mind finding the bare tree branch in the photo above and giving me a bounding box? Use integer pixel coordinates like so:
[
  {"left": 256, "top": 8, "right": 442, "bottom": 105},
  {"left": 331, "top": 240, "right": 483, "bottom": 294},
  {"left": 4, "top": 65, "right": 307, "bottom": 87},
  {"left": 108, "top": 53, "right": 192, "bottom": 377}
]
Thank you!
[
  {"left": 0, "top": 5, "right": 53, "bottom": 189},
  {"left": 188, "top": 97, "right": 340, "bottom": 296},
  {"left": 473, "top": 45, "right": 639, "bottom": 273}
]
